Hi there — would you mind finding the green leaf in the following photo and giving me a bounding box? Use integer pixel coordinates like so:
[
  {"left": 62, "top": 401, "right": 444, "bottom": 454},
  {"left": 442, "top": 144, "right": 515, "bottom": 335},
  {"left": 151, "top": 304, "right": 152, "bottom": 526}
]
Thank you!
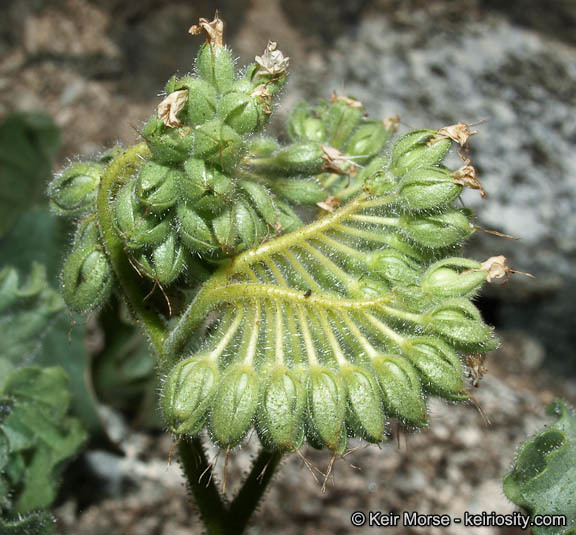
[
  {"left": 0, "top": 263, "right": 100, "bottom": 432},
  {"left": 0, "top": 207, "right": 71, "bottom": 286},
  {"left": 0, "top": 113, "right": 60, "bottom": 238},
  {"left": 0, "top": 264, "right": 64, "bottom": 370},
  {"left": 0, "top": 366, "right": 87, "bottom": 514},
  {"left": 504, "top": 400, "right": 576, "bottom": 534}
]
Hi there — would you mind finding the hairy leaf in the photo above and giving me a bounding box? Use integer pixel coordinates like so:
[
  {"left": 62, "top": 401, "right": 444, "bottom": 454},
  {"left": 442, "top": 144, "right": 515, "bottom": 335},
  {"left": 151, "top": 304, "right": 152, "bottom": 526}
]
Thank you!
[
  {"left": 504, "top": 400, "right": 576, "bottom": 534},
  {"left": 0, "top": 367, "right": 87, "bottom": 514}
]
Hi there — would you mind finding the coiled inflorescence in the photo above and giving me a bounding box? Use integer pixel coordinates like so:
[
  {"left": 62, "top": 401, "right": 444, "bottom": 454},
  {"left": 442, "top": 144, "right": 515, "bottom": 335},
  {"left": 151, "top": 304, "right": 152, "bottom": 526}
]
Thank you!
[{"left": 48, "top": 13, "right": 505, "bottom": 455}]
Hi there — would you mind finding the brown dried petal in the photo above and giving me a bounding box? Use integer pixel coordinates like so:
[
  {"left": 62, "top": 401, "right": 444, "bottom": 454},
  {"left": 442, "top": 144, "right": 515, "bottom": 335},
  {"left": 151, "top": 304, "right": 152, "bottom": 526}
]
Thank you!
[
  {"left": 466, "top": 354, "right": 487, "bottom": 388},
  {"left": 329, "top": 92, "right": 364, "bottom": 109},
  {"left": 429, "top": 122, "right": 477, "bottom": 146},
  {"left": 157, "top": 90, "right": 188, "bottom": 128},
  {"left": 189, "top": 12, "right": 224, "bottom": 49},
  {"left": 316, "top": 196, "right": 342, "bottom": 213},
  {"left": 321, "top": 145, "right": 349, "bottom": 176},
  {"left": 384, "top": 114, "right": 401, "bottom": 132},
  {"left": 452, "top": 164, "right": 487, "bottom": 198}
]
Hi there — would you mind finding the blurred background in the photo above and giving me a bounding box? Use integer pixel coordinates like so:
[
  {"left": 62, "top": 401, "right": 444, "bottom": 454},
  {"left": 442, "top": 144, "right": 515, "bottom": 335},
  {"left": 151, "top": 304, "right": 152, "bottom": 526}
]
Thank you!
[{"left": 1, "top": 0, "right": 575, "bottom": 533}]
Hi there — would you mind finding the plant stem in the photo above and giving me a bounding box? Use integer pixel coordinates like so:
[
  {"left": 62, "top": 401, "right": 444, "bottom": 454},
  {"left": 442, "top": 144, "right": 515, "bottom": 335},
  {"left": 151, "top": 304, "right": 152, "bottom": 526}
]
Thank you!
[
  {"left": 178, "top": 436, "right": 229, "bottom": 534},
  {"left": 227, "top": 448, "right": 284, "bottom": 533},
  {"left": 178, "top": 436, "right": 283, "bottom": 535},
  {"left": 97, "top": 143, "right": 168, "bottom": 357}
]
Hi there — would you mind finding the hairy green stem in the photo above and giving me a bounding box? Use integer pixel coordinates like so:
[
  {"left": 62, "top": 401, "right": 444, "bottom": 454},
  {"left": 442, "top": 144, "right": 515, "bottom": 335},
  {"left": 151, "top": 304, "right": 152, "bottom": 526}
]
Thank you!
[
  {"left": 227, "top": 448, "right": 284, "bottom": 533},
  {"left": 178, "top": 436, "right": 229, "bottom": 534},
  {"left": 178, "top": 436, "right": 283, "bottom": 535},
  {"left": 97, "top": 143, "right": 167, "bottom": 357}
]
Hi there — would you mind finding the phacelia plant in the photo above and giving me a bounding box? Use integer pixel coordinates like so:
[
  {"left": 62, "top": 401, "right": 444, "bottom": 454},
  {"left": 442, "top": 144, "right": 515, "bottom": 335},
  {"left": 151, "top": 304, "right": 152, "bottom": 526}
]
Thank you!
[{"left": 47, "top": 13, "right": 513, "bottom": 532}]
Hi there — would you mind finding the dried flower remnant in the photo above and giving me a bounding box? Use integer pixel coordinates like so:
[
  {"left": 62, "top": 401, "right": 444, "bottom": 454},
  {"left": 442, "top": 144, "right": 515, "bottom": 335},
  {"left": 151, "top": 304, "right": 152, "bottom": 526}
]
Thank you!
[
  {"left": 466, "top": 353, "right": 488, "bottom": 388},
  {"left": 479, "top": 255, "right": 534, "bottom": 283},
  {"left": 481, "top": 255, "right": 511, "bottom": 282},
  {"left": 384, "top": 114, "right": 401, "bottom": 133},
  {"left": 157, "top": 90, "right": 188, "bottom": 128},
  {"left": 429, "top": 122, "right": 478, "bottom": 148},
  {"left": 255, "top": 41, "right": 290, "bottom": 76},
  {"left": 321, "top": 145, "right": 351, "bottom": 175},
  {"left": 189, "top": 12, "right": 224, "bottom": 49},
  {"left": 316, "top": 195, "right": 342, "bottom": 213},
  {"left": 329, "top": 92, "right": 364, "bottom": 109},
  {"left": 452, "top": 163, "right": 486, "bottom": 198}
]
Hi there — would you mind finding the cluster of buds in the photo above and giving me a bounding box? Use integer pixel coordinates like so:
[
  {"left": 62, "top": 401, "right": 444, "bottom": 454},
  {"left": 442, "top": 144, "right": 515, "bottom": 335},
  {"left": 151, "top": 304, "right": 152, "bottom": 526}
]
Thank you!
[
  {"left": 49, "top": 15, "right": 299, "bottom": 311},
  {"left": 160, "top": 96, "right": 503, "bottom": 452},
  {"left": 49, "top": 14, "right": 511, "bottom": 455},
  {"left": 243, "top": 93, "right": 397, "bottom": 206}
]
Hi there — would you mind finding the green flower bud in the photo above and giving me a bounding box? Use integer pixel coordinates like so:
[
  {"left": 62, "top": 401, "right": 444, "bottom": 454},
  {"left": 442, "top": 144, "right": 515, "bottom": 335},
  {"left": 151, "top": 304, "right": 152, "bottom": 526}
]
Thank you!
[
  {"left": 392, "top": 284, "right": 434, "bottom": 312},
  {"left": 400, "top": 209, "right": 473, "bottom": 248},
  {"left": 229, "top": 78, "right": 252, "bottom": 94},
  {"left": 238, "top": 180, "right": 277, "bottom": 226},
  {"left": 306, "top": 366, "right": 347, "bottom": 453},
  {"left": 250, "top": 142, "right": 324, "bottom": 176},
  {"left": 348, "top": 278, "right": 389, "bottom": 299},
  {"left": 218, "top": 91, "right": 265, "bottom": 135},
  {"left": 192, "top": 119, "right": 244, "bottom": 172},
  {"left": 403, "top": 337, "right": 465, "bottom": 399},
  {"left": 276, "top": 142, "right": 325, "bottom": 175},
  {"left": 114, "top": 179, "right": 171, "bottom": 249},
  {"left": 210, "top": 364, "right": 260, "bottom": 447},
  {"left": 274, "top": 200, "right": 302, "bottom": 234},
  {"left": 48, "top": 162, "right": 104, "bottom": 216},
  {"left": 136, "top": 161, "right": 179, "bottom": 213},
  {"left": 60, "top": 220, "right": 112, "bottom": 313},
  {"left": 246, "top": 136, "right": 280, "bottom": 158},
  {"left": 391, "top": 129, "right": 451, "bottom": 175},
  {"left": 341, "top": 364, "right": 386, "bottom": 443},
  {"left": 181, "top": 158, "right": 208, "bottom": 202},
  {"left": 363, "top": 169, "right": 397, "bottom": 196},
  {"left": 176, "top": 203, "right": 218, "bottom": 254},
  {"left": 344, "top": 120, "right": 391, "bottom": 164},
  {"left": 423, "top": 298, "right": 495, "bottom": 348},
  {"left": 421, "top": 258, "right": 486, "bottom": 298},
  {"left": 397, "top": 167, "right": 462, "bottom": 211},
  {"left": 162, "top": 356, "right": 219, "bottom": 434},
  {"left": 137, "top": 232, "right": 185, "bottom": 285},
  {"left": 288, "top": 102, "right": 326, "bottom": 142},
  {"left": 173, "top": 77, "right": 217, "bottom": 125},
  {"left": 301, "top": 118, "right": 326, "bottom": 142},
  {"left": 366, "top": 250, "right": 421, "bottom": 285},
  {"left": 235, "top": 200, "right": 266, "bottom": 251},
  {"left": 191, "top": 168, "right": 234, "bottom": 216},
  {"left": 324, "top": 99, "right": 363, "bottom": 149},
  {"left": 212, "top": 207, "right": 236, "bottom": 251},
  {"left": 270, "top": 178, "right": 325, "bottom": 205},
  {"left": 196, "top": 43, "right": 235, "bottom": 94},
  {"left": 257, "top": 367, "right": 306, "bottom": 451},
  {"left": 372, "top": 355, "right": 427, "bottom": 427},
  {"left": 142, "top": 117, "right": 194, "bottom": 164}
]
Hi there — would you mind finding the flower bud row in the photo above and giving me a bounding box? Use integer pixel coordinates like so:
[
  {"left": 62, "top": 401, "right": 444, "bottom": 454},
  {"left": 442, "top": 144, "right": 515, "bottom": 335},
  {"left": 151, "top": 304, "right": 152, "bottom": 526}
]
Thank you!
[{"left": 162, "top": 330, "right": 473, "bottom": 452}]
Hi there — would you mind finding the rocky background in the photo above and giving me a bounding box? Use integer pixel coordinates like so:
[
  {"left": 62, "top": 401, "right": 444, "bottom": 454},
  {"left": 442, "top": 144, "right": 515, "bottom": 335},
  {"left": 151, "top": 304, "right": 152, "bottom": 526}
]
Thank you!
[{"left": 1, "top": 0, "right": 575, "bottom": 533}]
